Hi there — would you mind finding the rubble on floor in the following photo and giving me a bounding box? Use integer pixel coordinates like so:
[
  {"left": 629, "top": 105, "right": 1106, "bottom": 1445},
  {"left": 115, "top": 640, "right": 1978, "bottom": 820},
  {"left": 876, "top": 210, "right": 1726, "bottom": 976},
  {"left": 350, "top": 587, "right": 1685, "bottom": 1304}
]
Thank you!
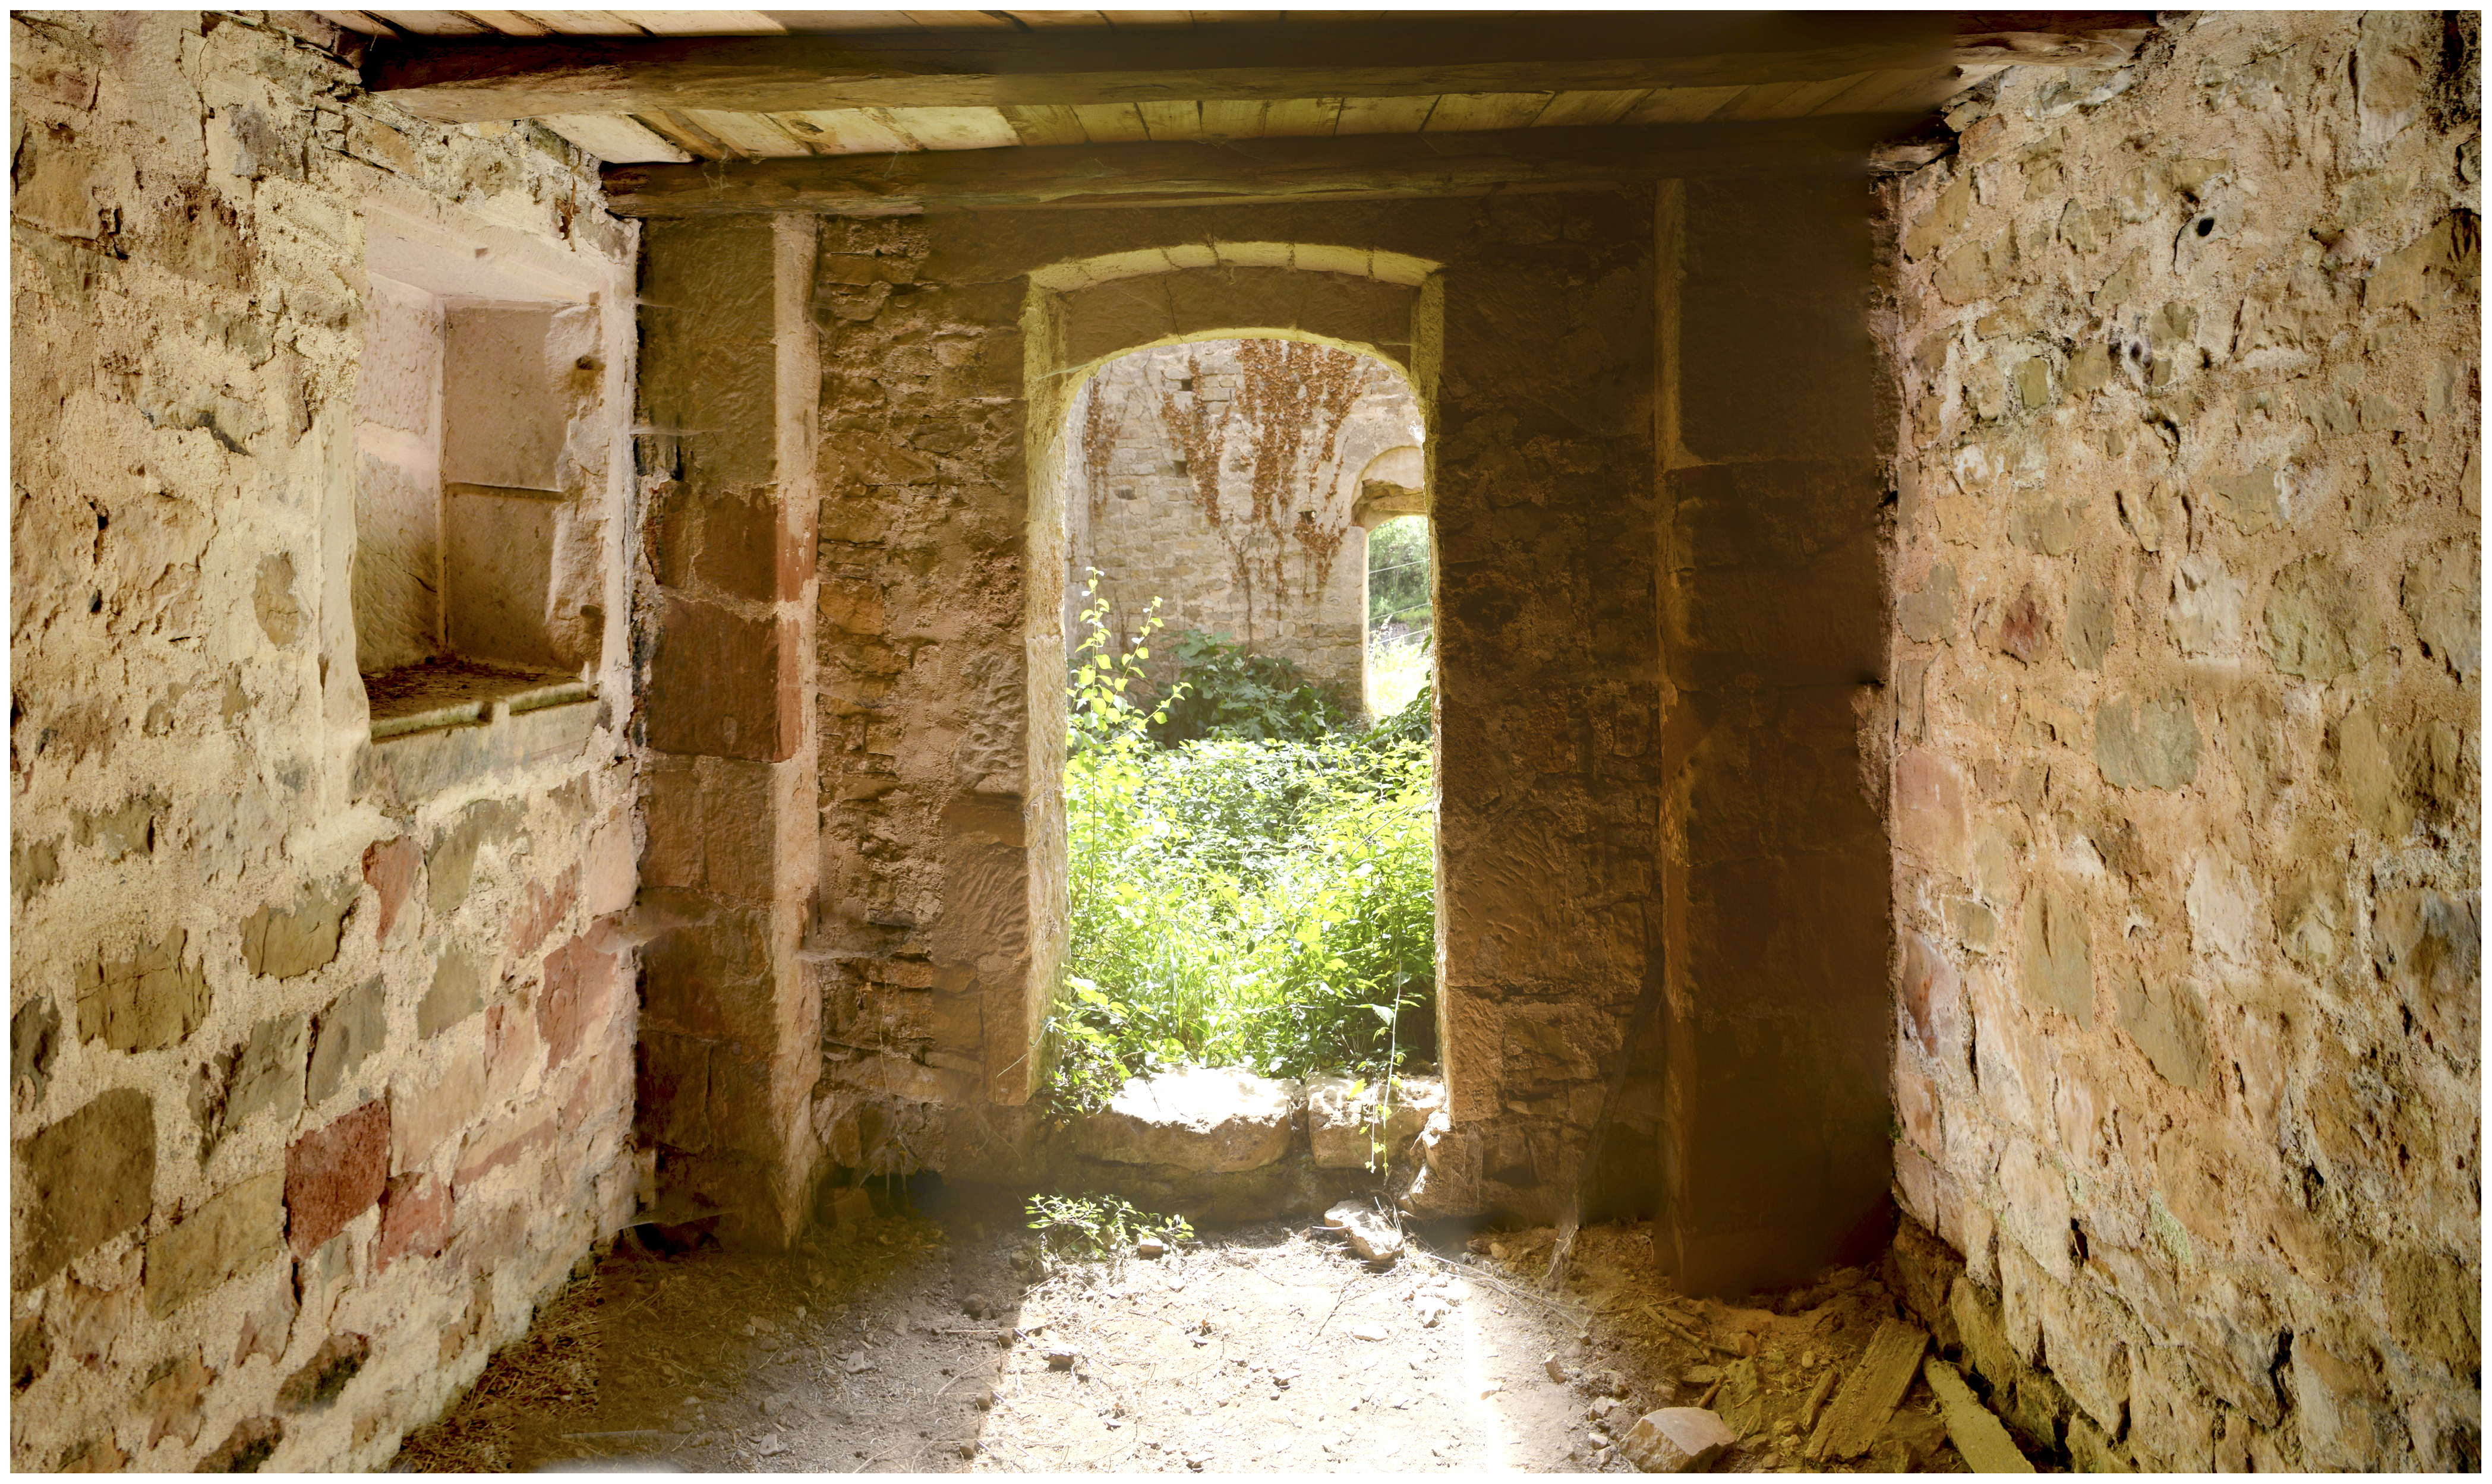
[{"left": 394, "top": 1202, "right": 2029, "bottom": 1474}]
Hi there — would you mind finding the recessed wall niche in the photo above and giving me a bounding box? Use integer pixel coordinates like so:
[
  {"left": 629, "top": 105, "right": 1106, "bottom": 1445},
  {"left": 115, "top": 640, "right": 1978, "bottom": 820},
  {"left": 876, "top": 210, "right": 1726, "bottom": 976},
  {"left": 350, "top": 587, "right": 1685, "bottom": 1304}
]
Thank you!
[{"left": 355, "top": 207, "right": 610, "bottom": 737}]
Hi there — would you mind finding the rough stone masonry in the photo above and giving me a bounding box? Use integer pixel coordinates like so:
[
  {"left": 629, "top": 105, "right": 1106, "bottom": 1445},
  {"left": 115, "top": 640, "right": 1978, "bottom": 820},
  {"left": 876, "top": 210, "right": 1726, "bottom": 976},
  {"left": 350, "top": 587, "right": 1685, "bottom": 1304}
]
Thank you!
[
  {"left": 12, "top": 11, "right": 643, "bottom": 1472},
  {"left": 8, "top": 7, "right": 2481, "bottom": 1475},
  {"left": 1878, "top": 11, "right": 2480, "bottom": 1472}
]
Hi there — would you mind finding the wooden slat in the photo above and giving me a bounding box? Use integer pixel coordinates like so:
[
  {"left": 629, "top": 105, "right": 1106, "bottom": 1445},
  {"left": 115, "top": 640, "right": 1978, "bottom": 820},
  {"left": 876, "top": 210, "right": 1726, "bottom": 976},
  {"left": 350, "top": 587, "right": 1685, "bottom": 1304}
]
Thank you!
[
  {"left": 1621, "top": 85, "right": 1745, "bottom": 124},
  {"left": 1804, "top": 1319, "right": 1928, "bottom": 1463},
  {"left": 879, "top": 106, "right": 1021, "bottom": 150},
  {"left": 777, "top": 109, "right": 919, "bottom": 154},
  {"left": 601, "top": 115, "right": 1881, "bottom": 217},
  {"left": 1531, "top": 89, "right": 1653, "bottom": 129},
  {"left": 1804, "top": 67, "right": 1938, "bottom": 116},
  {"left": 1136, "top": 99, "right": 1200, "bottom": 140},
  {"left": 509, "top": 10, "right": 645, "bottom": 35},
  {"left": 1332, "top": 93, "right": 1438, "bottom": 137},
  {"left": 1197, "top": 99, "right": 1268, "bottom": 138},
  {"left": 1097, "top": 10, "right": 1194, "bottom": 23},
  {"left": 1260, "top": 96, "right": 1343, "bottom": 137},
  {"left": 1922, "top": 1359, "right": 2035, "bottom": 1473},
  {"left": 610, "top": 10, "right": 786, "bottom": 33},
  {"left": 540, "top": 109, "right": 692, "bottom": 162},
  {"left": 1070, "top": 101, "right": 1151, "bottom": 142},
  {"left": 679, "top": 108, "right": 811, "bottom": 156},
  {"left": 363, "top": 10, "right": 493, "bottom": 34},
  {"left": 635, "top": 108, "right": 730, "bottom": 159},
  {"left": 456, "top": 11, "right": 556, "bottom": 36},
  {"left": 313, "top": 10, "right": 400, "bottom": 35},
  {"left": 362, "top": 14, "right": 2157, "bottom": 124},
  {"left": 1714, "top": 72, "right": 1876, "bottom": 121},
  {"left": 1422, "top": 91, "right": 1552, "bottom": 132},
  {"left": 998, "top": 103, "right": 1091, "bottom": 146}
]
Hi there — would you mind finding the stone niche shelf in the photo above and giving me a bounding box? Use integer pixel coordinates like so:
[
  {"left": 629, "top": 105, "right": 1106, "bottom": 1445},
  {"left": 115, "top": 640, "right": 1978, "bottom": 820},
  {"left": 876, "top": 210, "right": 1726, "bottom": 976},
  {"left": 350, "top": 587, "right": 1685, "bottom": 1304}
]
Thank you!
[{"left": 364, "top": 655, "right": 595, "bottom": 742}]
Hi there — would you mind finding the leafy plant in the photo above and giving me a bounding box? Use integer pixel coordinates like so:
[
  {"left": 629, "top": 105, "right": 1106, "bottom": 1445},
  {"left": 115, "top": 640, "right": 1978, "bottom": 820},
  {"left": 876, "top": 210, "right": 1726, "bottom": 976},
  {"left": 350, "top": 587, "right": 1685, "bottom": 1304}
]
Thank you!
[
  {"left": 1151, "top": 628, "right": 1347, "bottom": 746},
  {"left": 1051, "top": 589, "right": 1437, "bottom": 1114},
  {"left": 1025, "top": 1192, "right": 1194, "bottom": 1261}
]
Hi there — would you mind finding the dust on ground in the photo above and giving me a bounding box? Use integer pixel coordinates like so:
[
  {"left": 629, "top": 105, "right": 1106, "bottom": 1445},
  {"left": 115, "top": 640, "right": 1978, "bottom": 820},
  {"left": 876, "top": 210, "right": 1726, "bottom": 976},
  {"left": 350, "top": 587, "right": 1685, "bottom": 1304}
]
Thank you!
[{"left": 393, "top": 1185, "right": 1971, "bottom": 1473}]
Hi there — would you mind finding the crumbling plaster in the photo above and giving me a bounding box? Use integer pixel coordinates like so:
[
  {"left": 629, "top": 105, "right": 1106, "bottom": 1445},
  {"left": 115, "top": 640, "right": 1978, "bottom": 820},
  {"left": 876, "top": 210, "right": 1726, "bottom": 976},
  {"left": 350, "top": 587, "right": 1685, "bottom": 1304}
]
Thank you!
[
  {"left": 1878, "top": 11, "right": 2480, "bottom": 1470},
  {"left": 12, "top": 11, "right": 642, "bottom": 1472}
]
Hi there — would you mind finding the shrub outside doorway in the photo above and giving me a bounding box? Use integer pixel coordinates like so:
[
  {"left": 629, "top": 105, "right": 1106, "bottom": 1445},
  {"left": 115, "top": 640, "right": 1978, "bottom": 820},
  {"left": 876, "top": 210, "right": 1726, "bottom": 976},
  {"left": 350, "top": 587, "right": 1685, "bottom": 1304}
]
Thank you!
[{"left": 1049, "top": 583, "right": 1436, "bottom": 1112}]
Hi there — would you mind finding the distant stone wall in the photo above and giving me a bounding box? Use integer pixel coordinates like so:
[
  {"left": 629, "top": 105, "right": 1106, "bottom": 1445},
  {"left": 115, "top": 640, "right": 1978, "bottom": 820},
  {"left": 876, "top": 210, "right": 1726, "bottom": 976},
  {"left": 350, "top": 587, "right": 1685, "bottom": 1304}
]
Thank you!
[
  {"left": 10, "top": 12, "right": 642, "bottom": 1471},
  {"left": 1879, "top": 12, "right": 2479, "bottom": 1470},
  {"left": 1068, "top": 338, "right": 1425, "bottom": 700}
]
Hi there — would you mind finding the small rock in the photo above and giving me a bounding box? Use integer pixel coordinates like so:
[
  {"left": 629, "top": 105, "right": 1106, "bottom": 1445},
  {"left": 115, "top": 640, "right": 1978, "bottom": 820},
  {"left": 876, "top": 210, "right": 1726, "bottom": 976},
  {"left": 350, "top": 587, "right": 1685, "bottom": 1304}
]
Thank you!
[
  {"left": 752, "top": 1434, "right": 788, "bottom": 1457},
  {"left": 1682, "top": 1364, "right": 1721, "bottom": 1386},
  {"left": 1480, "top": 1378, "right": 1504, "bottom": 1398},
  {"left": 1137, "top": 1236, "right": 1166, "bottom": 1259},
  {"left": 841, "top": 1350, "right": 874, "bottom": 1374},
  {"left": 1414, "top": 1297, "right": 1452, "bottom": 1327},
  {"left": 1619, "top": 1407, "right": 1739, "bottom": 1473},
  {"left": 761, "top": 1396, "right": 790, "bottom": 1417},
  {"left": 1324, "top": 1199, "right": 1405, "bottom": 1265},
  {"left": 962, "top": 1293, "right": 992, "bottom": 1320},
  {"left": 1545, "top": 1353, "right": 1573, "bottom": 1383},
  {"left": 971, "top": 1388, "right": 996, "bottom": 1410},
  {"left": 1045, "top": 1347, "right": 1078, "bottom": 1370},
  {"left": 1350, "top": 1322, "right": 1389, "bottom": 1341}
]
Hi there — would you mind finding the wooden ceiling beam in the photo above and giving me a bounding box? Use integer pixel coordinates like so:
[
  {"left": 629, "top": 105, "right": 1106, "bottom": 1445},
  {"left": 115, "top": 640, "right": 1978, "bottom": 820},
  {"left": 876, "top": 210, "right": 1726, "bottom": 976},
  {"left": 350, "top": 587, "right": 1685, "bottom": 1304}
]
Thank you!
[
  {"left": 599, "top": 116, "right": 1894, "bottom": 218},
  {"left": 364, "top": 13, "right": 2156, "bottom": 124}
]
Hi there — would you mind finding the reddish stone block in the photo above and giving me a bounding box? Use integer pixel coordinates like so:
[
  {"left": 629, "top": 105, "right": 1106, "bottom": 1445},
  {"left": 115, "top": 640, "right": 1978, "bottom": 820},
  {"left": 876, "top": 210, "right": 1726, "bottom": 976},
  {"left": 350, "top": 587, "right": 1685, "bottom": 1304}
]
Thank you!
[
  {"left": 695, "top": 492, "right": 786, "bottom": 603},
  {"left": 645, "top": 596, "right": 796, "bottom": 762},
  {"left": 285, "top": 1100, "right": 389, "bottom": 1256},
  {"left": 360, "top": 836, "right": 421, "bottom": 943},
  {"left": 374, "top": 1174, "right": 453, "bottom": 1272},
  {"left": 504, "top": 865, "right": 579, "bottom": 959},
  {"left": 539, "top": 933, "right": 619, "bottom": 1071},
  {"left": 453, "top": 1112, "right": 554, "bottom": 1192}
]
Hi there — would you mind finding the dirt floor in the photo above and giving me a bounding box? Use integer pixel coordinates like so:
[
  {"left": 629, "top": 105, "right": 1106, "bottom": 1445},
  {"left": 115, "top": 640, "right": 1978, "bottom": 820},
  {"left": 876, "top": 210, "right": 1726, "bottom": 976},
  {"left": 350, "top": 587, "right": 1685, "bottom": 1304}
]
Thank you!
[{"left": 393, "top": 1183, "right": 1974, "bottom": 1473}]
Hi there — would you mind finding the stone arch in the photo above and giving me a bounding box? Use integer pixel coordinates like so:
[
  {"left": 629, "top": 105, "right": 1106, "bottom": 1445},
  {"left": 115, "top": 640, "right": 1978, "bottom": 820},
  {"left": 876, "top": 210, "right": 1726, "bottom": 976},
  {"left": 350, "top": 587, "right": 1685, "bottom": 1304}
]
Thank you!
[
  {"left": 1015, "top": 243, "right": 1447, "bottom": 1108},
  {"left": 1352, "top": 444, "right": 1427, "bottom": 528}
]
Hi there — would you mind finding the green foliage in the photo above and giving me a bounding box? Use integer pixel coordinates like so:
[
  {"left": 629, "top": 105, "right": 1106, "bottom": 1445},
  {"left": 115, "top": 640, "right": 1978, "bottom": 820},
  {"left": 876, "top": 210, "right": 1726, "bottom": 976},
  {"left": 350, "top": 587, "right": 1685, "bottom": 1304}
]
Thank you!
[
  {"left": 1150, "top": 627, "right": 1347, "bottom": 745},
  {"left": 1024, "top": 1192, "right": 1194, "bottom": 1261},
  {"left": 1053, "top": 586, "right": 1437, "bottom": 1113},
  {"left": 1367, "top": 515, "right": 1430, "bottom": 627}
]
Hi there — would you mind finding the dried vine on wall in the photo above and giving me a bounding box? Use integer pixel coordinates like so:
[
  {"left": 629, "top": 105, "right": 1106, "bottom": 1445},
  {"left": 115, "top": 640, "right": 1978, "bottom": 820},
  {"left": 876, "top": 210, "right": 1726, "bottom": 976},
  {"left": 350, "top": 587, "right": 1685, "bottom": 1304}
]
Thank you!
[
  {"left": 1078, "top": 378, "right": 1120, "bottom": 528},
  {"left": 1148, "top": 343, "right": 1376, "bottom": 643}
]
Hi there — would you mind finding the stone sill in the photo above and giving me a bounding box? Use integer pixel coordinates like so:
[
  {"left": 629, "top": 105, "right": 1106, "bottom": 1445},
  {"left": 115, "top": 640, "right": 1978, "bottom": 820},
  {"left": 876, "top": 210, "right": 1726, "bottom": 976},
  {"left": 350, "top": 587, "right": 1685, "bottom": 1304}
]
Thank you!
[{"left": 364, "top": 658, "right": 595, "bottom": 743}]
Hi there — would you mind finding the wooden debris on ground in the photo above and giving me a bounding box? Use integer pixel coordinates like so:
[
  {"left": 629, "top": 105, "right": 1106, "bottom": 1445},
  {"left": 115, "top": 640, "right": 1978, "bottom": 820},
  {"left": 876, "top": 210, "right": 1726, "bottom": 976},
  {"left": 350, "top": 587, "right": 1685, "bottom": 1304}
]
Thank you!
[
  {"left": 1802, "top": 1316, "right": 1928, "bottom": 1461},
  {"left": 1922, "top": 1356, "right": 2035, "bottom": 1473}
]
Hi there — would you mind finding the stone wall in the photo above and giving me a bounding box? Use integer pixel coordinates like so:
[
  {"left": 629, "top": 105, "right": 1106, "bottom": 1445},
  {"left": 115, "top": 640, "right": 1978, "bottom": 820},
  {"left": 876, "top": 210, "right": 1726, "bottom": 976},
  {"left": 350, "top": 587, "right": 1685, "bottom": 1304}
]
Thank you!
[
  {"left": 1880, "top": 12, "right": 2480, "bottom": 1470},
  {"left": 1068, "top": 338, "right": 1425, "bottom": 700},
  {"left": 799, "top": 203, "right": 1687, "bottom": 1236},
  {"left": 10, "top": 12, "right": 643, "bottom": 1471}
]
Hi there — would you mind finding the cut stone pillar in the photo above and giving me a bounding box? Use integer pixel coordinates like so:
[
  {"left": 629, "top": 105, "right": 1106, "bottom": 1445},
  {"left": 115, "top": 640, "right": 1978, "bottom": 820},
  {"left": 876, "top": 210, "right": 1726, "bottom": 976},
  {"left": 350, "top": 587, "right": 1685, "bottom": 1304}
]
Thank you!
[
  {"left": 634, "top": 216, "right": 822, "bottom": 1245},
  {"left": 1653, "top": 175, "right": 1894, "bottom": 1294}
]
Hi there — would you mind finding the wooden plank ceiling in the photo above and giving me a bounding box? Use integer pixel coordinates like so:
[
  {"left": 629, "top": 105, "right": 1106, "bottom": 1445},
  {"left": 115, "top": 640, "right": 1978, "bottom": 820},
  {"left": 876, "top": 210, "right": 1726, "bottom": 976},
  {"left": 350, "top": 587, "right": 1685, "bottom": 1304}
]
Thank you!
[{"left": 317, "top": 11, "right": 2151, "bottom": 169}]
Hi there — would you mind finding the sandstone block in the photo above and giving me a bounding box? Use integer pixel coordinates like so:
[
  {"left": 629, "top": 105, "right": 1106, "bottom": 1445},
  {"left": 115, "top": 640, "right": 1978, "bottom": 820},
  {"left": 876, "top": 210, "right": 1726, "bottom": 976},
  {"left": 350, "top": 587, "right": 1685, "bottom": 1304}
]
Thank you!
[
  {"left": 1894, "top": 749, "right": 1970, "bottom": 869},
  {"left": 140, "top": 1348, "right": 213, "bottom": 1450},
  {"left": 242, "top": 876, "right": 354, "bottom": 981},
  {"left": 375, "top": 1174, "right": 454, "bottom": 1272},
  {"left": 2065, "top": 579, "right": 2115, "bottom": 668},
  {"left": 538, "top": 933, "right": 620, "bottom": 1071},
  {"left": 2400, "top": 541, "right": 2479, "bottom": 679},
  {"left": 418, "top": 949, "right": 487, "bottom": 1038},
  {"left": 2094, "top": 693, "right": 2200, "bottom": 790},
  {"left": 2017, "top": 889, "right": 2093, "bottom": 1025},
  {"left": 646, "top": 596, "right": 797, "bottom": 762},
  {"left": 393, "top": 1041, "right": 487, "bottom": 1173},
  {"left": 286, "top": 1101, "right": 389, "bottom": 1256},
  {"left": 195, "top": 1417, "right": 283, "bottom": 1474},
  {"left": 276, "top": 1331, "right": 370, "bottom": 1413},
  {"left": 1305, "top": 1073, "right": 1442, "bottom": 1169},
  {"left": 2381, "top": 1245, "right": 2478, "bottom": 1374},
  {"left": 146, "top": 1170, "right": 282, "bottom": 1317},
  {"left": 427, "top": 800, "right": 525, "bottom": 916},
  {"left": 1619, "top": 1407, "right": 1737, "bottom": 1472},
  {"left": 76, "top": 928, "right": 210, "bottom": 1052},
  {"left": 2263, "top": 555, "right": 2381, "bottom": 681},
  {"left": 2112, "top": 970, "right": 2207, "bottom": 1089},
  {"left": 308, "top": 977, "right": 389, "bottom": 1106},
  {"left": 194, "top": 1013, "right": 308, "bottom": 1153},
  {"left": 1070, "top": 1067, "right": 1298, "bottom": 1173},
  {"left": 360, "top": 835, "right": 421, "bottom": 942},
  {"left": 14, "top": 1087, "right": 156, "bottom": 1290}
]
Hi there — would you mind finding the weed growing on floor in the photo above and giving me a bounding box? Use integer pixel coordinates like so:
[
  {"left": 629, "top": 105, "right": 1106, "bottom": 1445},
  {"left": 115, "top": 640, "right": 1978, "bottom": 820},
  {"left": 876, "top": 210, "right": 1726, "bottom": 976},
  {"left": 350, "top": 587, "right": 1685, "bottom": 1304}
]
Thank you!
[
  {"left": 1150, "top": 627, "right": 1348, "bottom": 744},
  {"left": 1053, "top": 582, "right": 1436, "bottom": 1112},
  {"left": 1025, "top": 1192, "right": 1195, "bottom": 1261}
]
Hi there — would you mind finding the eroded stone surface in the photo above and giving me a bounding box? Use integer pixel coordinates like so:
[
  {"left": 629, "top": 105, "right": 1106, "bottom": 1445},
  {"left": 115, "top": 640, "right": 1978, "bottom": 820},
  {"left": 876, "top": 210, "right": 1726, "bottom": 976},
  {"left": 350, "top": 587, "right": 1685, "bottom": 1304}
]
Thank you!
[
  {"left": 1619, "top": 1406, "right": 1737, "bottom": 1472},
  {"left": 1071, "top": 1067, "right": 1299, "bottom": 1174},
  {"left": 12, "top": 1088, "right": 155, "bottom": 1290}
]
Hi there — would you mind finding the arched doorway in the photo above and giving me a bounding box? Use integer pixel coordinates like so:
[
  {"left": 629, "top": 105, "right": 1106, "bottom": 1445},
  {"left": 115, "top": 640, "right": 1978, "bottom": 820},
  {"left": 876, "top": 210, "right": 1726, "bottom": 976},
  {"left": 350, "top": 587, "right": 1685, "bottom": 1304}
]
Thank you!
[{"left": 1045, "top": 331, "right": 1439, "bottom": 1102}]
